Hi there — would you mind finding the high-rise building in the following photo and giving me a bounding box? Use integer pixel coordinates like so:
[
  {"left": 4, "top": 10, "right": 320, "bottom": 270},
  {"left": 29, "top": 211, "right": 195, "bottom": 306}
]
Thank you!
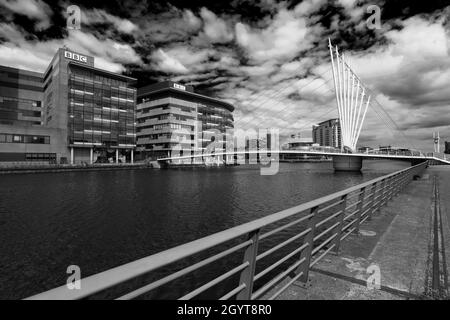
[
  {"left": 312, "top": 119, "right": 342, "bottom": 149},
  {"left": 136, "top": 81, "right": 234, "bottom": 159},
  {"left": 0, "top": 65, "right": 65, "bottom": 163},
  {"left": 0, "top": 47, "right": 137, "bottom": 164}
]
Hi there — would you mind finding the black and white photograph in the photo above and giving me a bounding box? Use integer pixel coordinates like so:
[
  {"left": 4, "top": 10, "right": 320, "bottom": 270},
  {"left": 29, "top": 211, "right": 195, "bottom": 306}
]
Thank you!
[{"left": 0, "top": 0, "right": 450, "bottom": 306}]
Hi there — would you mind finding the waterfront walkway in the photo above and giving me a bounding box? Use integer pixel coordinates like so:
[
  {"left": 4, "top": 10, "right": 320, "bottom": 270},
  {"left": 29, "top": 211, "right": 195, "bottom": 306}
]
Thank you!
[{"left": 272, "top": 166, "right": 450, "bottom": 300}]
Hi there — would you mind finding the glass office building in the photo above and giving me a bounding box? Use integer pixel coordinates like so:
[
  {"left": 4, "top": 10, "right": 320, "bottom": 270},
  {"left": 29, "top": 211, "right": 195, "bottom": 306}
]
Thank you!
[
  {"left": 136, "top": 81, "right": 234, "bottom": 160},
  {"left": 42, "top": 47, "right": 137, "bottom": 164},
  {"left": 0, "top": 48, "right": 137, "bottom": 164},
  {"left": 65, "top": 65, "right": 136, "bottom": 163}
]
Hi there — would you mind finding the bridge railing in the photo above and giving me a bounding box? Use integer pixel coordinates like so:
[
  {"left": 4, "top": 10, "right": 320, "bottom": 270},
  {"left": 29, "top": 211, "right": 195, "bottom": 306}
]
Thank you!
[{"left": 26, "top": 162, "right": 427, "bottom": 300}]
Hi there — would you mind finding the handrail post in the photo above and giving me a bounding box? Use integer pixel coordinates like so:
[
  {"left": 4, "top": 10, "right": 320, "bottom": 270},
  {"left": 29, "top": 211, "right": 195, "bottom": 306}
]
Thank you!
[
  {"left": 380, "top": 178, "right": 387, "bottom": 207},
  {"left": 237, "top": 229, "right": 260, "bottom": 300},
  {"left": 368, "top": 182, "right": 377, "bottom": 220},
  {"left": 391, "top": 174, "right": 399, "bottom": 196},
  {"left": 403, "top": 170, "right": 410, "bottom": 190},
  {"left": 384, "top": 177, "right": 390, "bottom": 205},
  {"left": 394, "top": 173, "right": 402, "bottom": 196},
  {"left": 393, "top": 173, "right": 400, "bottom": 196},
  {"left": 374, "top": 179, "right": 384, "bottom": 213},
  {"left": 297, "top": 206, "right": 319, "bottom": 286},
  {"left": 333, "top": 195, "right": 348, "bottom": 255},
  {"left": 354, "top": 187, "right": 366, "bottom": 234},
  {"left": 387, "top": 176, "right": 395, "bottom": 201},
  {"left": 400, "top": 172, "right": 407, "bottom": 192}
]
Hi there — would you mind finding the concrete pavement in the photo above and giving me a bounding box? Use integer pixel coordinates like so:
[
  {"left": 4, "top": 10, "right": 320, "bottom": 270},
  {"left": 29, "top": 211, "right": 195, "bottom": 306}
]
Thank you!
[{"left": 274, "top": 165, "right": 450, "bottom": 300}]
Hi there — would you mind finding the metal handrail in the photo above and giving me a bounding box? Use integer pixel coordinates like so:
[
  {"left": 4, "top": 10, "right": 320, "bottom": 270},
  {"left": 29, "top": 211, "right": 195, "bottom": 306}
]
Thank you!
[{"left": 26, "top": 161, "right": 427, "bottom": 300}]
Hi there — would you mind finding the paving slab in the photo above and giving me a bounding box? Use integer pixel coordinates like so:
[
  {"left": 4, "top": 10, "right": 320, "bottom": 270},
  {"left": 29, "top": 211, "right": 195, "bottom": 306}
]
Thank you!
[{"left": 272, "top": 165, "right": 450, "bottom": 300}]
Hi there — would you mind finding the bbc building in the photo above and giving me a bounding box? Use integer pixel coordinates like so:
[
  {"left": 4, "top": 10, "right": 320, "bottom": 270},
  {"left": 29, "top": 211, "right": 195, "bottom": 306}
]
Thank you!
[
  {"left": 0, "top": 48, "right": 137, "bottom": 164},
  {"left": 136, "top": 81, "right": 234, "bottom": 160}
]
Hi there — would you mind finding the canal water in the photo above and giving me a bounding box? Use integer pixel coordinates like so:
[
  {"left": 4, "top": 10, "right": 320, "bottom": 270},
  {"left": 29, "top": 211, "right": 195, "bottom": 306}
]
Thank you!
[{"left": 0, "top": 160, "right": 409, "bottom": 299}]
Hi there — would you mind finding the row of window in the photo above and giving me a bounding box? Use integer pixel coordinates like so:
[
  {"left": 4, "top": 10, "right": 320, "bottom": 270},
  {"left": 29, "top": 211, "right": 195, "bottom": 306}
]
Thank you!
[
  {"left": 26, "top": 153, "right": 57, "bottom": 161},
  {"left": 141, "top": 142, "right": 190, "bottom": 149},
  {"left": 0, "top": 71, "right": 42, "bottom": 83},
  {"left": 0, "top": 81, "right": 43, "bottom": 92},
  {"left": 139, "top": 103, "right": 194, "bottom": 114},
  {"left": 70, "top": 101, "right": 134, "bottom": 114},
  {"left": 138, "top": 113, "right": 195, "bottom": 123},
  {"left": 70, "top": 67, "right": 133, "bottom": 88},
  {"left": 70, "top": 85, "right": 135, "bottom": 101},
  {"left": 139, "top": 133, "right": 194, "bottom": 140},
  {"left": 70, "top": 111, "right": 134, "bottom": 121},
  {"left": 0, "top": 110, "right": 41, "bottom": 120},
  {"left": 0, "top": 96, "right": 41, "bottom": 108},
  {"left": 0, "top": 133, "right": 50, "bottom": 144},
  {"left": 71, "top": 138, "right": 135, "bottom": 145},
  {"left": 0, "top": 120, "right": 41, "bottom": 126},
  {"left": 151, "top": 123, "right": 194, "bottom": 131}
]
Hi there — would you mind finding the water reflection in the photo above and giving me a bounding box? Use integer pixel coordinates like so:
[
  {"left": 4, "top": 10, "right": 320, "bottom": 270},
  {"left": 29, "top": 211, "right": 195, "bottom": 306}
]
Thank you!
[{"left": 0, "top": 160, "right": 408, "bottom": 299}]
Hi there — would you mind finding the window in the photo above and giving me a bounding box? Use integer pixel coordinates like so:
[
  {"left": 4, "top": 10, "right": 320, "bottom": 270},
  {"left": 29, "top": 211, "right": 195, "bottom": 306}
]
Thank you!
[
  {"left": 0, "top": 133, "right": 50, "bottom": 144},
  {"left": 25, "top": 153, "right": 56, "bottom": 162}
]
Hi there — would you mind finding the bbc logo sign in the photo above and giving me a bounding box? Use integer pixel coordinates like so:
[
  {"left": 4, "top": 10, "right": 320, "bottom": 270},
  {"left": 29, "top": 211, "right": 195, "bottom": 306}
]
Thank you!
[
  {"left": 64, "top": 51, "right": 88, "bottom": 63},
  {"left": 173, "top": 83, "right": 186, "bottom": 91}
]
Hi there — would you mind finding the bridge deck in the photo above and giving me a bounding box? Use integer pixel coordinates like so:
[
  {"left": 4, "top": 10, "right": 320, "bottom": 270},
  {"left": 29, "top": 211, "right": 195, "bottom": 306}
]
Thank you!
[
  {"left": 158, "top": 150, "right": 450, "bottom": 165},
  {"left": 269, "top": 166, "right": 450, "bottom": 299}
]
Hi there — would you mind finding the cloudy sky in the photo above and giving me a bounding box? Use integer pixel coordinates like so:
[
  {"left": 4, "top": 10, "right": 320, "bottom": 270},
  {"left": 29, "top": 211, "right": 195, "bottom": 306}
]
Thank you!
[{"left": 1, "top": 0, "right": 449, "bottom": 151}]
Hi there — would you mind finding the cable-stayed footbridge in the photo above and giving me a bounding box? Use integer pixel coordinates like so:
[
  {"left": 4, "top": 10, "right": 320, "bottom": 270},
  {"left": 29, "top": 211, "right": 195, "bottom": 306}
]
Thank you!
[{"left": 158, "top": 40, "right": 449, "bottom": 170}]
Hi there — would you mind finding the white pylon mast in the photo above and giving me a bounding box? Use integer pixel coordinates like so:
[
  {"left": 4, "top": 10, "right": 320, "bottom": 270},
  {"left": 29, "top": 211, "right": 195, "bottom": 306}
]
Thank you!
[
  {"left": 329, "top": 39, "right": 372, "bottom": 152},
  {"left": 329, "top": 40, "right": 343, "bottom": 150}
]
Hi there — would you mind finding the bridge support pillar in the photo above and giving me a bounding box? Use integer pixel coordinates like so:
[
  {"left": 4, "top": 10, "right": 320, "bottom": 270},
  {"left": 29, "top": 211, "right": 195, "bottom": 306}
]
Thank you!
[{"left": 333, "top": 155, "right": 362, "bottom": 172}]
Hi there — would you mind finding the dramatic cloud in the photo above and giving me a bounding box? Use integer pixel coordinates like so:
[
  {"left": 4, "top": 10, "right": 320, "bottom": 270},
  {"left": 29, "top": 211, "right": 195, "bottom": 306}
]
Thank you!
[
  {"left": 197, "top": 7, "right": 234, "bottom": 44},
  {"left": 150, "top": 49, "right": 189, "bottom": 74},
  {"left": 0, "top": 23, "right": 141, "bottom": 73},
  {"left": 235, "top": 8, "right": 317, "bottom": 63},
  {"left": 0, "top": 0, "right": 52, "bottom": 30},
  {"left": 0, "top": 0, "right": 449, "bottom": 151},
  {"left": 342, "top": 13, "right": 450, "bottom": 149},
  {"left": 82, "top": 8, "right": 138, "bottom": 34}
]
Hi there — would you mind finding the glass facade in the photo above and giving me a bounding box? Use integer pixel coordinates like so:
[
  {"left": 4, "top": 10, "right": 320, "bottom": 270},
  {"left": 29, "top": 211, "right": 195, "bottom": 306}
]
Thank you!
[
  {"left": 137, "top": 101, "right": 197, "bottom": 158},
  {"left": 136, "top": 83, "right": 234, "bottom": 159},
  {"left": 197, "top": 103, "right": 234, "bottom": 151},
  {"left": 0, "top": 66, "right": 43, "bottom": 126},
  {"left": 68, "top": 66, "right": 136, "bottom": 148},
  {"left": 0, "top": 97, "right": 42, "bottom": 126},
  {"left": 312, "top": 119, "right": 342, "bottom": 149},
  {"left": 0, "top": 49, "right": 137, "bottom": 164}
]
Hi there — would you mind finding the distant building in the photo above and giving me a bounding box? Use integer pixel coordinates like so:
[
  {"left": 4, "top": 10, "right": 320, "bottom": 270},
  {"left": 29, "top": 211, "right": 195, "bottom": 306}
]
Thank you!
[
  {"left": 245, "top": 132, "right": 272, "bottom": 151},
  {"left": 376, "top": 146, "right": 417, "bottom": 156},
  {"left": 378, "top": 146, "right": 392, "bottom": 152},
  {"left": 358, "top": 146, "right": 373, "bottom": 153},
  {"left": 136, "top": 81, "right": 234, "bottom": 159},
  {"left": 282, "top": 135, "right": 315, "bottom": 150},
  {"left": 312, "top": 119, "right": 341, "bottom": 149},
  {"left": 445, "top": 141, "right": 450, "bottom": 154}
]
